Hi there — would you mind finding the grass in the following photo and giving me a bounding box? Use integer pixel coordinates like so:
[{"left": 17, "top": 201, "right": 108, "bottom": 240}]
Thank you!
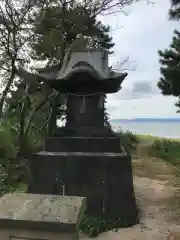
[
  {"left": 116, "top": 130, "right": 139, "bottom": 154},
  {"left": 115, "top": 131, "right": 180, "bottom": 166},
  {"left": 115, "top": 130, "right": 180, "bottom": 168},
  {"left": 150, "top": 140, "right": 180, "bottom": 165},
  {"left": 134, "top": 133, "right": 180, "bottom": 168},
  {"left": 137, "top": 134, "right": 180, "bottom": 142}
]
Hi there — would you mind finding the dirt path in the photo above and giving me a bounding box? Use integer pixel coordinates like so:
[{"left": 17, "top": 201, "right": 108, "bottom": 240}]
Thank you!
[{"left": 80, "top": 156, "right": 180, "bottom": 240}]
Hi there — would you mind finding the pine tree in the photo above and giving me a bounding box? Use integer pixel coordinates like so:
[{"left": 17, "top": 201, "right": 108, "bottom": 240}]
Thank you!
[
  {"left": 158, "top": 30, "right": 180, "bottom": 97},
  {"left": 169, "top": 0, "right": 180, "bottom": 20},
  {"left": 158, "top": 0, "right": 180, "bottom": 111},
  {"left": 32, "top": 4, "right": 115, "bottom": 66}
]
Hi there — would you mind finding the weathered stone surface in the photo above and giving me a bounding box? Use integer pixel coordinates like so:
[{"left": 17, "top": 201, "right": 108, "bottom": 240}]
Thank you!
[
  {"left": 57, "top": 49, "right": 109, "bottom": 79},
  {"left": 66, "top": 94, "right": 104, "bottom": 127},
  {"left": 45, "top": 137, "right": 122, "bottom": 153},
  {"left": 39, "top": 49, "right": 127, "bottom": 94},
  {"left": 28, "top": 153, "right": 138, "bottom": 226},
  {"left": 0, "top": 193, "right": 86, "bottom": 232}
]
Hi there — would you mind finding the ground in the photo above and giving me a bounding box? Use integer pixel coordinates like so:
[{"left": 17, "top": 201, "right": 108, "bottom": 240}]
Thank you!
[{"left": 80, "top": 148, "right": 180, "bottom": 240}]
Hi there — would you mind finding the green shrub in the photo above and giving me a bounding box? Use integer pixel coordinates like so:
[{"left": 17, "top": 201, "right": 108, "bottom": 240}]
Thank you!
[
  {"left": 80, "top": 215, "right": 107, "bottom": 237},
  {"left": 0, "top": 121, "right": 17, "bottom": 159},
  {"left": 150, "top": 139, "right": 180, "bottom": 165},
  {"left": 0, "top": 120, "right": 20, "bottom": 195},
  {"left": 80, "top": 215, "right": 124, "bottom": 237},
  {"left": 116, "top": 130, "right": 139, "bottom": 154},
  {"left": 0, "top": 164, "right": 16, "bottom": 195}
]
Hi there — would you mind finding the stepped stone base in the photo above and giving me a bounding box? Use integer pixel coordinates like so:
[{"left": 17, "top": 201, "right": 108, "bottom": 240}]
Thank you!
[
  {"left": 45, "top": 136, "right": 121, "bottom": 152},
  {"left": 28, "top": 147, "right": 138, "bottom": 225}
]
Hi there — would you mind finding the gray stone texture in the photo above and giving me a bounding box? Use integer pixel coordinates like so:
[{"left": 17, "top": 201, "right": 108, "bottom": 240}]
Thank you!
[
  {"left": 0, "top": 193, "right": 85, "bottom": 232},
  {"left": 28, "top": 152, "right": 138, "bottom": 226},
  {"left": 45, "top": 137, "right": 122, "bottom": 153}
]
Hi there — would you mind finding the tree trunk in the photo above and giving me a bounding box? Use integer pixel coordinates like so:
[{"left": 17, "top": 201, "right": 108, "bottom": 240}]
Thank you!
[
  {"left": 18, "top": 102, "right": 26, "bottom": 156},
  {"left": 24, "top": 94, "right": 52, "bottom": 137},
  {"left": 47, "top": 92, "right": 61, "bottom": 136},
  {"left": 18, "top": 85, "right": 29, "bottom": 156},
  {"left": 0, "top": 63, "right": 16, "bottom": 118}
]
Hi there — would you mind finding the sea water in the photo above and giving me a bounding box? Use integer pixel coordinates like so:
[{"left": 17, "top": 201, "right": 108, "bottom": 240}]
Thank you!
[{"left": 111, "top": 121, "right": 180, "bottom": 139}]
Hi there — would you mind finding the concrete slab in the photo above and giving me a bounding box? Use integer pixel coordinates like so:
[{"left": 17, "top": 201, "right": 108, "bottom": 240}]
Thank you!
[{"left": 0, "top": 193, "right": 86, "bottom": 232}]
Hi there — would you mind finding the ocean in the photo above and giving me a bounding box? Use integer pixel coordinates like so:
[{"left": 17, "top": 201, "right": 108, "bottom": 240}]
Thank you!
[{"left": 111, "top": 121, "right": 180, "bottom": 139}]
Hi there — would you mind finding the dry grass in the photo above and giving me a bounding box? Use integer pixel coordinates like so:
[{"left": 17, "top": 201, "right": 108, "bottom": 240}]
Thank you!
[
  {"left": 132, "top": 156, "right": 175, "bottom": 180},
  {"left": 133, "top": 153, "right": 180, "bottom": 223},
  {"left": 131, "top": 134, "right": 180, "bottom": 233}
]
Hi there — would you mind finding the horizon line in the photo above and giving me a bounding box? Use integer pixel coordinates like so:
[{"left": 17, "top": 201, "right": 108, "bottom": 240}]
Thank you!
[{"left": 111, "top": 117, "right": 180, "bottom": 120}]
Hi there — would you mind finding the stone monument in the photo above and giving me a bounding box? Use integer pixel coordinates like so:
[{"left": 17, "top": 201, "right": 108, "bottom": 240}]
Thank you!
[
  {"left": 27, "top": 48, "right": 138, "bottom": 227},
  {"left": 0, "top": 193, "right": 85, "bottom": 240}
]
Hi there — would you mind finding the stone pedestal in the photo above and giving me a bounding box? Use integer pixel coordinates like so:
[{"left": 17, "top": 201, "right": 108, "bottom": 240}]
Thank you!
[
  {"left": 0, "top": 193, "right": 86, "bottom": 240},
  {"left": 28, "top": 136, "right": 138, "bottom": 226}
]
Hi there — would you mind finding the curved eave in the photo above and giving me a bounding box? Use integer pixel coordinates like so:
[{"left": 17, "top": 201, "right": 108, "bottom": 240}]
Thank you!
[{"left": 39, "top": 71, "right": 128, "bottom": 94}]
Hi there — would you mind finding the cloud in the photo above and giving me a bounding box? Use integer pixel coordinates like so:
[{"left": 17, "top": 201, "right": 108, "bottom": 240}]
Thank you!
[
  {"left": 113, "top": 80, "right": 159, "bottom": 100},
  {"left": 131, "top": 81, "right": 159, "bottom": 99},
  {"left": 99, "top": 0, "right": 179, "bottom": 118},
  {"left": 132, "top": 82, "right": 152, "bottom": 94},
  {"left": 106, "top": 94, "right": 178, "bottom": 119}
]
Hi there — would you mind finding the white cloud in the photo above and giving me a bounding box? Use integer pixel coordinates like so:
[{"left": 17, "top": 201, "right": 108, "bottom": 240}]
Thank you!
[
  {"left": 100, "top": 0, "right": 180, "bottom": 118},
  {"left": 106, "top": 94, "right": 178, "bottom": 119}
]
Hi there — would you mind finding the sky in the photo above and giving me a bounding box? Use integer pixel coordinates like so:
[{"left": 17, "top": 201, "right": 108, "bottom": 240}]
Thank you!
[{"left": 99, "top": 0, "right": 180, "bottom": 119}]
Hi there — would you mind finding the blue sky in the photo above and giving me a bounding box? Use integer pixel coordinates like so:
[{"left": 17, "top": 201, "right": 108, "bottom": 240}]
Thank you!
[{"left": 100, "top": 0, "right": 180, "bottom": 119}]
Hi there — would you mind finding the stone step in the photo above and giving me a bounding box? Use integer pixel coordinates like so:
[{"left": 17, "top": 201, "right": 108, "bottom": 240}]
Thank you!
[{"left": 45, "top": 136, "right": 122, "bottom": 153}]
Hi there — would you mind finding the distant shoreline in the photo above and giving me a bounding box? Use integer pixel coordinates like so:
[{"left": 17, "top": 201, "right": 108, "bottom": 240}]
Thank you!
[
  {"left": 111, "top": 118, "right": 180, "bottom": 123},
  {"left": 111, "top": 121, "right": 180, "bottom": 139}
]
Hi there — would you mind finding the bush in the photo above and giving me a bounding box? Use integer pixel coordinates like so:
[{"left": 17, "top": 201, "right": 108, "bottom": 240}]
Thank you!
[
  {"left": 150, "top": 139, "right": 180, "bottom": 165},
  {"left": 116, "top": 130, "right": 139, "bottom": 154},
  {"left": 80, "top": 215, "right": 124, "bottom": 237},
  {"left": 0, "top": 121, "right": 17, "bottom": 159},
  {"left": 0, "top": 120, "right": 21, "bottom": 195}
]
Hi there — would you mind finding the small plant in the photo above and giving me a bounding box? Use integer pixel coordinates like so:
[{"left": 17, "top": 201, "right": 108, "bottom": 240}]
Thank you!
[
  {"left": 0, "top": 161, "right": 16, "bottom": 196},
  {"left": 80, "top": 214, "right": 128, "bottom": 237},
  {"left": 116, "top": 130, "right": 139, "bottom": 154},
  {"left": 80, "top": 215, "right": 107, "bottom": 237}
]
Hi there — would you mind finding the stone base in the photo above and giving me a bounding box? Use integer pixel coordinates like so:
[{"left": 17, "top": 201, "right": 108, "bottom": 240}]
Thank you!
[
  {"left": 28, "top": 151, "right": 138, "bottom": 226},
  {"left": 45, "top": 136, "right": 121, "bottom": 152},
  {"left": 53, "top": 126, "right": 116, "bottom": 137}
]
